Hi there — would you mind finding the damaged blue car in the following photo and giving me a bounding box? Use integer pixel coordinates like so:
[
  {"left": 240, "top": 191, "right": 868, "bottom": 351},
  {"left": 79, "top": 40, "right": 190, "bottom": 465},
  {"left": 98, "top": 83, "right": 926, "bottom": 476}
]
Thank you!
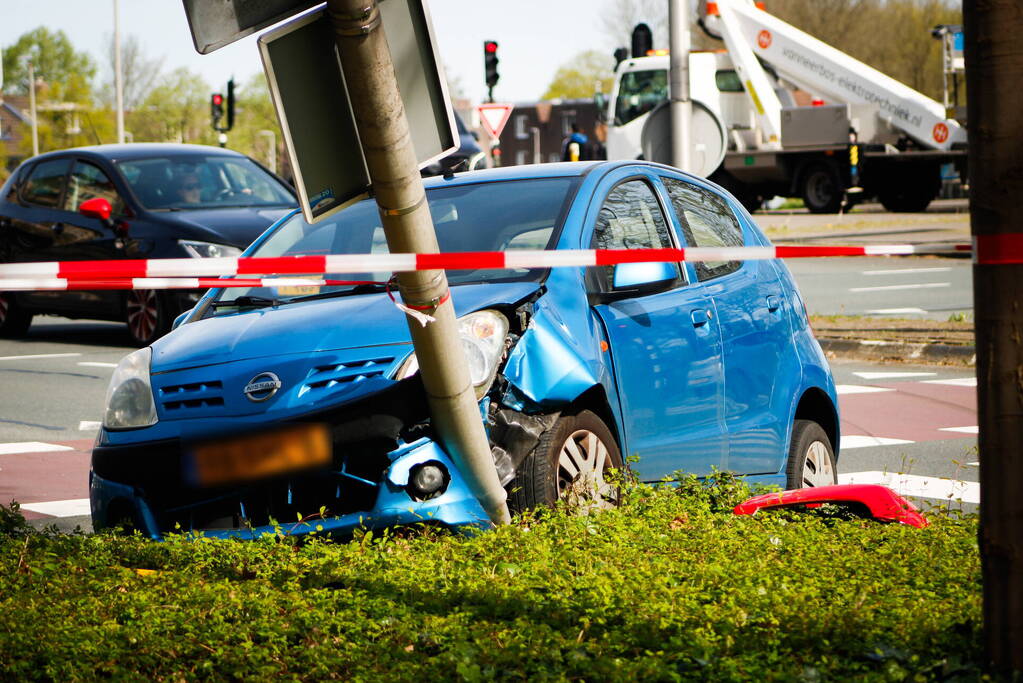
[{"left": 90, "top": 161, "right": 839, "bottom": 539}]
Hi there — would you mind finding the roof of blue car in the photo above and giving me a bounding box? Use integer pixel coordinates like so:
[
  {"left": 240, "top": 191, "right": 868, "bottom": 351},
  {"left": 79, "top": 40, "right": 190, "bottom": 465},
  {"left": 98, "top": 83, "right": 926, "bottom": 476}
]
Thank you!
[{"left": 423, "top": 161, "right": 607, "bottom": 188}]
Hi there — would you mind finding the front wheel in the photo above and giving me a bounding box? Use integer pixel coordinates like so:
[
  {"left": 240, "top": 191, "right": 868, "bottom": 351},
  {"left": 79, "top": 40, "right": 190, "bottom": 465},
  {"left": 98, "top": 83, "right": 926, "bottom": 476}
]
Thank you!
[
  {"left": 800, "top": 162, "right": 844, "bottom": 214},
  {"left": 0, "top": 293, "right": 33, "bottom": 338},
  {"left": 507, "top": 410, "right": 623, "bottom": 514},
  {"left": 125, "top": 289, "right": 171, "bottom": 347},
  {"left": 785, "top": 419, "right": 837, "bottom": 489}
]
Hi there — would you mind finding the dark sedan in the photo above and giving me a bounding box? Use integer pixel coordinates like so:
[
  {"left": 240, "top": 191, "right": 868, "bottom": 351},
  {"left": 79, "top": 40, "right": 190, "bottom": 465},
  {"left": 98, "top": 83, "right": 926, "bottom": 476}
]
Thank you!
[{"left": 0, "top": 144, "right": 297, "bottom": 345}]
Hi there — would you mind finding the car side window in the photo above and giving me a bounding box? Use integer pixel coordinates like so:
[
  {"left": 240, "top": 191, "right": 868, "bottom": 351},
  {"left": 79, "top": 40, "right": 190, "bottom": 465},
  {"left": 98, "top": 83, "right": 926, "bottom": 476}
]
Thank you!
[
  {"left": 590, "top": 179, "right": 678, "bottom": 286},
  {"left": 663, "top": 177, "right": 744, "bottom": 282},
  {"left": 64, "top": 161, "right": 127, "bottom": 216},
  {"left": 21, "top": 158, "right": 71, "bottom": 209}
]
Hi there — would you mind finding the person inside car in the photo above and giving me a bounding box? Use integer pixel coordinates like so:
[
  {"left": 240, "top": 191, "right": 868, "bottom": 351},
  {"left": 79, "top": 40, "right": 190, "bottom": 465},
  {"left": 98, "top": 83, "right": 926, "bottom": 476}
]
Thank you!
[{"left": 173, "top": 172, "right": 202, "bottom": 205}]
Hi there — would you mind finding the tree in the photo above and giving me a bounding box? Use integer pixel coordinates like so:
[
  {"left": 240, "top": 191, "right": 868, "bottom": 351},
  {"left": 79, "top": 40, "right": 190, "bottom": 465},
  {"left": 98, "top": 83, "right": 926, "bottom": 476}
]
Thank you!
[
  {"left": 1, "top": 27, "right": 95, "bottom": 103},
  {"left": 128, "top": 67, "right": 214, "bottom": 145},
  {"left": 98, "top": 34, "right": 164, "bottom": 110},
  {"left": 963, "top": 0, "right": 1023, "bottom": 674},
  {"left": 601, "top": 0, "right": 669, "bottom": 53},
  {"left": 542, "top": 51, "right": 615, "bottom": 100},
  {"left": 223, "top": 74, "right": 285, "bottom": 173}
]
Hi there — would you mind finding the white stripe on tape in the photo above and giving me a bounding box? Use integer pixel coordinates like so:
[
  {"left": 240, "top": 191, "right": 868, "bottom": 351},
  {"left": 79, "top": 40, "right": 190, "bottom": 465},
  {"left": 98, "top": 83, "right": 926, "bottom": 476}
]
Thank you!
[
  {"left": 688, "top": 246, "right": 775, "bottom": 261},
  {"left": 325, "top": 254, "right": 417, "bottom": 273},
  {"left": 146, "top": 257, "right": 240, "bottom": 277},
  {"left": 505, "top": 250, "right": 596, "bottom": 269},
  {"left": 864, "top": 245, "right": 916, "bottom": 255}
]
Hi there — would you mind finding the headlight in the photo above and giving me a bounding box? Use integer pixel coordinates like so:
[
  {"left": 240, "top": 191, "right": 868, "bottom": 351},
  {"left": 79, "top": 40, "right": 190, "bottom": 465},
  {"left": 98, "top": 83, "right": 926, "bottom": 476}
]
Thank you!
[
  {"left": 179, "top": 240, "right": 242, "bottom": 259},
  {"left": 394, "top": 309, "right": 509, "bottom": 398},
  {"left": 103, "top": 348, "right": 158, "bottom": 430}
]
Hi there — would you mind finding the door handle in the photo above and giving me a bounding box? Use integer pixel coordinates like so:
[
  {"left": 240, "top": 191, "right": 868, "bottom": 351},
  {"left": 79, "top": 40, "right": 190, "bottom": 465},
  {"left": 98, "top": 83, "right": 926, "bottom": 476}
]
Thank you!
[
  {"left": 767, "top": 295, "right": 781, "bottom": 312},
  {"left": 690, "top": 309, "right": 710, "bottom": 327}
]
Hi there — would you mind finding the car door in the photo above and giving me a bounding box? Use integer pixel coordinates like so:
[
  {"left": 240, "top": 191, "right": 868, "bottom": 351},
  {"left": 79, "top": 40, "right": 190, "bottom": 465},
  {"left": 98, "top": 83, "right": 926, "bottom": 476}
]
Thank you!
[
  {"left": 587, "top": 175, "right": 726, "bottom": 481},
  {"left": 2, "top": 156, "right": 74, "bottom": 310},
  {"left": 661, "top": 175, "right": 791, "bottom": 475}
]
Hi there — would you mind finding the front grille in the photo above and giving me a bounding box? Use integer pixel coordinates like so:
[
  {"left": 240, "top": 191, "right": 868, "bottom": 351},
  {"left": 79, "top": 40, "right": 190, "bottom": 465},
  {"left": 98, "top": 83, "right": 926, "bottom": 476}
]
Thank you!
[
  {"left": 300, "top": 357, "right": 396, "bottom": 395},
  {"left": 160, "top": 381, "right": 225, "bottom": 412}
]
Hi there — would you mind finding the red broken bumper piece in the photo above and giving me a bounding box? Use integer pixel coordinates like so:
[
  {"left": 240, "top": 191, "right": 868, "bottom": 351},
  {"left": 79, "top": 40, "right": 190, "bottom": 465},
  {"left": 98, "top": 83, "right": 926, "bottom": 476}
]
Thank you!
[{"left": 733, "top": 484, "right": 929, "bottom": 528}]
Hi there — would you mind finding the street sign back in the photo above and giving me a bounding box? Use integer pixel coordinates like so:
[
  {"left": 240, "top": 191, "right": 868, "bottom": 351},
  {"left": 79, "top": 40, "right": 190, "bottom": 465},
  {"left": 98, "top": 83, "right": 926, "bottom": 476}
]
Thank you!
[
  {"left": 182, "top": 0, "right": 319, "bottom": 54},
  {"left": 477, "top": 104, "right": 514, "bottom": 139},
  {"left": 259, "top": 0, "right": 458, "bottom": 223}
]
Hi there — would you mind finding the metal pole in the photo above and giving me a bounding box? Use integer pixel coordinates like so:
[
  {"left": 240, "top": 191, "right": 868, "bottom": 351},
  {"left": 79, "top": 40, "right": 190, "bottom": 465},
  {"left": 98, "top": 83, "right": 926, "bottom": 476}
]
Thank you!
[
  {"left": 28, "top": 61, "right": 38, "bottom": 157},
  {"left": 325, "top": 0, "right": 511, "bottom": 525},
  {"left": 964, "top": 1, "right": 1023, "bottom": 673},
  {"left": 114, "top": 0, "right": 125, "bottom": 144},
  {"left": 531, "top": 126, "right": 541, "bottom": 164},
  {"left": 669, "top": 0, "right": 692, "bottom": 171}
]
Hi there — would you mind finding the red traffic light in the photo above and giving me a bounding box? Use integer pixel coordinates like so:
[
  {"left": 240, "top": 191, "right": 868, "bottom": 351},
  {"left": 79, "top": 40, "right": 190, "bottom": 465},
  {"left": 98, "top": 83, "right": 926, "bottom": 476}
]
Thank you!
[
  {"left": 212, "top": 93, "right": 224, "bottom": 106},
  {"left": 484, "top": 41, "right": 498, "bottom": 53}
]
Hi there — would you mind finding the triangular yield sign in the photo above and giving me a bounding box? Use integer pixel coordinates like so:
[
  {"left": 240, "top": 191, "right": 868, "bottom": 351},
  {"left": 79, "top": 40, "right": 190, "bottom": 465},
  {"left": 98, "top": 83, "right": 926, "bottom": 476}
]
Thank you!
[{"left": 476, "top": 103, "right": 514, "bottom": 139}]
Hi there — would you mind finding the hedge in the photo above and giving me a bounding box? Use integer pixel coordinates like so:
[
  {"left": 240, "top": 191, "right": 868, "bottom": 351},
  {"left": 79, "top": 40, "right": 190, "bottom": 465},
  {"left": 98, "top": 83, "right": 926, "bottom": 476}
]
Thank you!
[{"left": 0, "top": 473, "right": 982, "bottom": 681}]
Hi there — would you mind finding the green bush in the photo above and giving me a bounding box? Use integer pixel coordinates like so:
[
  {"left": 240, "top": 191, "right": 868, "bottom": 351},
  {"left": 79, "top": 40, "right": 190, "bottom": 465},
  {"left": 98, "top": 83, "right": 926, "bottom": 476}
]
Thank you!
[{"left": 0, "top": 475, "right": 982, "bottom": 681}]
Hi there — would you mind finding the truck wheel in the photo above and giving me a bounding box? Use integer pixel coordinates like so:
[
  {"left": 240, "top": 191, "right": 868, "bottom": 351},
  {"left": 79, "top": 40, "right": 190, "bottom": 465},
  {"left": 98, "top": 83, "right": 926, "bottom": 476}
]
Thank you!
[
  {"left": 0, "top": 293, "right": 33, "bottom": 338},
  {"left": 878, "top": 165, "right": 940, "bottom": 213},
  {"left": 801, "top": 162, "right": 844, "bottom": 214}
]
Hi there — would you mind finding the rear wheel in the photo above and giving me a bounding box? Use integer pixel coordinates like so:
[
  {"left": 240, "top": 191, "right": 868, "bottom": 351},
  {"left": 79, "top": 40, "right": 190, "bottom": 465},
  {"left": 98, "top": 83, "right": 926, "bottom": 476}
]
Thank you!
[
  {"left": 785, "top": 419, "right": 837, "bottom": 489},
  {"left": 125, "top": 289, "right": 170, "bottom": 347},
  {"left": 507, "top": 410, "right": 623, "bottom": 514},
  {"left": 801, "top": 162, "right": 844, "bottom": 214},
  {"left": 0, "top": 293, "right": 33, "bottom": 338}
]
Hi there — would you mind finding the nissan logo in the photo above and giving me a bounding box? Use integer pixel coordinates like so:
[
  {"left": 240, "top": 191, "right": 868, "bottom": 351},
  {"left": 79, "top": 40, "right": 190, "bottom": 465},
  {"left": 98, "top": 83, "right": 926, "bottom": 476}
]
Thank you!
[{"left": 243, "top": 372, "right": 282, "bottom": 402}]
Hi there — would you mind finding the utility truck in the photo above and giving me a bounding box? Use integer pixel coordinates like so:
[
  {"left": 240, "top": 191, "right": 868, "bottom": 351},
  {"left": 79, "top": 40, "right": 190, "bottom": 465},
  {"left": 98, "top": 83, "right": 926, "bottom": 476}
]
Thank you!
[{"left": 601, "top": 0, "right": 967, "bottom": 213}]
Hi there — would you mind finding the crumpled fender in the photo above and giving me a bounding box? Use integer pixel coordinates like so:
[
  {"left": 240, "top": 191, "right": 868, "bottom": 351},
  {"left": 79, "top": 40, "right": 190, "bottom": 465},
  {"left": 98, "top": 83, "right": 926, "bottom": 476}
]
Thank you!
[
  {"left": 733, "top": 484, "right": 929, "bottom": 528},
  {"left": 500, "top": 295, "right": 606, "bottom": 411}
]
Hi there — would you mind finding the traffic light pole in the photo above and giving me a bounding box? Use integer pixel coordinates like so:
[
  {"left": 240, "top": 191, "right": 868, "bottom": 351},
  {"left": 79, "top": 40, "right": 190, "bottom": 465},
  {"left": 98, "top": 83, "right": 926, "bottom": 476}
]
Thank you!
[
  {"left": 669, "top": 0, "right": 692, "bottom": 172},
  {"left": 325, "top": 0, "right": 511, "bottom": 526}
]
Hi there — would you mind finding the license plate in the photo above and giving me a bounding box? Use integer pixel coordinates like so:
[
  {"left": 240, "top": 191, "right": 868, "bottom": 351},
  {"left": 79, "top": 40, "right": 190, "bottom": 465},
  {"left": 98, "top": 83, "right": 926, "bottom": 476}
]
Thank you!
[
  {"left": 275, "top": 276, "right": 321, "bottom": 297},
  {"left": 189, "top": 423, "right": 331, "bottom": 487}
]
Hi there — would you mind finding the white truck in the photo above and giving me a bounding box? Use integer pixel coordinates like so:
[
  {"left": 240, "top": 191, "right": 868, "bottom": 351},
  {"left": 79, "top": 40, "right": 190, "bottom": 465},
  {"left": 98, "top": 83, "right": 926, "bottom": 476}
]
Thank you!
[{"left": 602, "top": 0, "right": 967, "bottom": 213}]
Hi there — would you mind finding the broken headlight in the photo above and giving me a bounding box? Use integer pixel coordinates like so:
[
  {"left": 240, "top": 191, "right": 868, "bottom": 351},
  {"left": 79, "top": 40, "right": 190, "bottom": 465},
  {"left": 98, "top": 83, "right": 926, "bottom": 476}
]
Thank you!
[{"left": 394, "top": 309, "right": 509, "bottom": 398}]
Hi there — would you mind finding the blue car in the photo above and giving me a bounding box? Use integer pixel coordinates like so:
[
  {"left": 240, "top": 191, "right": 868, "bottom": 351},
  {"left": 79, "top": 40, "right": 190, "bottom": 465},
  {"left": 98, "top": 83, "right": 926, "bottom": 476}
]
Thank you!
[{"left": 90, "top": 161, "right": 839, "bottom": 539}]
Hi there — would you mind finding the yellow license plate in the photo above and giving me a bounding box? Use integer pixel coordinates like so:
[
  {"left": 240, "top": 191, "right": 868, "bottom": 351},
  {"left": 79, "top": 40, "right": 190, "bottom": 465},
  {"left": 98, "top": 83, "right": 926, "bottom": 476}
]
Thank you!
[
  {"left": 191, "top": 423, "right": 331, "bottom": 487},
  {"left": 275, "top": 275, "right": 321, "bottom": 297}
]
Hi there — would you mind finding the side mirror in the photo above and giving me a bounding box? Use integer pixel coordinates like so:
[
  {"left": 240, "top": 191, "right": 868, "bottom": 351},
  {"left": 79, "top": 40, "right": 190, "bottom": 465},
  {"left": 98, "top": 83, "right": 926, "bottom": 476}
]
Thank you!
[
  {"left": 79, "top": 197, "right": 112, "bottom": 221},
  {"left": 612, "top": 261, "right": 678, "bottom": 291}
]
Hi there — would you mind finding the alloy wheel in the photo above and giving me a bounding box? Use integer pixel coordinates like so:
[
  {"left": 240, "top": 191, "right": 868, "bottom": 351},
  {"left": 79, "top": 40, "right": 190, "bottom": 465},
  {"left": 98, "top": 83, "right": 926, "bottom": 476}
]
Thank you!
[
  {"left": 802, "top": 440, "right": 835, "bottom": 487},
  {"left": 126, "top": 290, "right": 159, "bottom": 344},
  {"left": 556, "top": 428, "right": 619, "bottom": 508}
]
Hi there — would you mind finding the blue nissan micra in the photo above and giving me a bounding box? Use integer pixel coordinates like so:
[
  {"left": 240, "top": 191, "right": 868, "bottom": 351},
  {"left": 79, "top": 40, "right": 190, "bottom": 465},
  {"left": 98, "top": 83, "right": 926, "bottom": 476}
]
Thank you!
[{"left": 90, "top": 161, "right": 839, "bottom": 538}]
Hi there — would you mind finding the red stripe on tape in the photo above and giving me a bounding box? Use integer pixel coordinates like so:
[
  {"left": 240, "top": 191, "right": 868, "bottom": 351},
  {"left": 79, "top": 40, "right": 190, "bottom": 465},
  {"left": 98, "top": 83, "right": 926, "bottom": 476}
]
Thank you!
[
  {"left": 775, "top": 245, "right": 866, "bottom": 258},
  {"left": 595, "top": 248, "right": 685, "bottom": 265},
  {"left": 236, "top": 255, "right": 327, "bottom": 275},
  {"left": 417, "top": 252, "right": 505, "bottom": 270},
  {"left": 59, "top": 260, "right": 147, "bottom": 278},
  {"left": 974, "top": 234, "right": 1023, "bottom": 264}
]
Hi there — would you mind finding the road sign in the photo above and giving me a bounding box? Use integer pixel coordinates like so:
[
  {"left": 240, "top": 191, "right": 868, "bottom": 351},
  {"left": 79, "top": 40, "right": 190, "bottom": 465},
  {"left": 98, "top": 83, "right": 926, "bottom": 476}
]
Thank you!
[
  {"left": 181, "top": 0, "right": 319, "bottom": 54},
  {"left": 477, "top": 103, "right": 514, "bottom": 139},
  {"left": 259, "top": 0, "right": 458, "bottom": 223}
]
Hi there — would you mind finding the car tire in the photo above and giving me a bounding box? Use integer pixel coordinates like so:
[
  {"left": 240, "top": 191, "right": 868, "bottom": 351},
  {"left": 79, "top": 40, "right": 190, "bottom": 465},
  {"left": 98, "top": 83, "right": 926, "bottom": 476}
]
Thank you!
[
  {"left": 0, "top": 293, "right": 33, "bottom": 338},
  {"left": 800, "top": 162, "right": 844, "bottom": 214},
  {"left": 507, "top": 410, "right": 623, "bottom": 514},
  {"left": 785, "top": 419, "right": 837, "bottom": 489},
  {"left": 125, "top": 289, "right": 171, "bottom": 347}
]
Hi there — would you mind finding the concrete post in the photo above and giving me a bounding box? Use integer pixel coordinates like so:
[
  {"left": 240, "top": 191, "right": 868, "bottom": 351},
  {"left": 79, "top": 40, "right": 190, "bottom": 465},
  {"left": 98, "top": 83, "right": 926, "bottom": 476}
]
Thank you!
[{"left": 325, "top": 0, "right": 511, "bottom": 525}]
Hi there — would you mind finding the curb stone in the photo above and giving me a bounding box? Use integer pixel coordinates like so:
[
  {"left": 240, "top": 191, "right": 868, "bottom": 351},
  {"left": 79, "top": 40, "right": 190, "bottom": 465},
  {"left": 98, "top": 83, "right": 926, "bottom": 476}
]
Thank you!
[{"left": 818, "top": 338, "right": 976, "bottom": 366}]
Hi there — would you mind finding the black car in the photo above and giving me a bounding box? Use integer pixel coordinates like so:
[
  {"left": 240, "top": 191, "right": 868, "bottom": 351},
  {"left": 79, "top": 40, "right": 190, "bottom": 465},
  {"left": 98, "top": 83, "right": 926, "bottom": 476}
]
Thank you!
[{"left": 0, "top": 144, "right": 297, "bottom": 345}]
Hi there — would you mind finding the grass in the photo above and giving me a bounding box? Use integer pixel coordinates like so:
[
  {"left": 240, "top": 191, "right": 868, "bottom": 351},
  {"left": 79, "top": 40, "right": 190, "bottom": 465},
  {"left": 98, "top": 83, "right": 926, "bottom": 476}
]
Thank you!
[{"left": 0, "top": 473, "right": 982, "bottom": 681}]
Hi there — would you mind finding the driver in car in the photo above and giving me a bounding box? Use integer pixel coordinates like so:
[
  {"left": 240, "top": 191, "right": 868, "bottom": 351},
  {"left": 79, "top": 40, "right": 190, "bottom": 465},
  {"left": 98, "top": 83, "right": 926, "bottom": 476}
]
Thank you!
[{"left": 173, "top": 172, "right": 202, "bottom": 205}]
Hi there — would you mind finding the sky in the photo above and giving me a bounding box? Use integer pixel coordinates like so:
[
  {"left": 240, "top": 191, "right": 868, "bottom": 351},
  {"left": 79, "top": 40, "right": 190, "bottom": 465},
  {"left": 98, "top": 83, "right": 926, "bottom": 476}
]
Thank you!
[{"left": 0, "top": 0, "right": 628, "bottom": 104}]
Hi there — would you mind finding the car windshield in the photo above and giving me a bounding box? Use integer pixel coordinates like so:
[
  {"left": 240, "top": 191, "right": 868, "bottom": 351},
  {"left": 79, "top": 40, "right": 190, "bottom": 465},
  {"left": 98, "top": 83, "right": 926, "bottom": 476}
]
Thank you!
[
  {"left": 615, "top": 69, "right": 668, "bottom": 126},
  {"left": 210, "top": 177, "right": 579, "bottom": 311},
  {"left": 116, "top": 154, "right": 294, "bottom": 210}
]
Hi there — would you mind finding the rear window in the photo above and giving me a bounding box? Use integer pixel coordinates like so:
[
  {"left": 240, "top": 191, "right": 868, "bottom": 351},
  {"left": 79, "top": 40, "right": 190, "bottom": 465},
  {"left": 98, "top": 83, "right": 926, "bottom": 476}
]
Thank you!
[{"left": 21, "top": 158, "right": 71, "bottom": 208}]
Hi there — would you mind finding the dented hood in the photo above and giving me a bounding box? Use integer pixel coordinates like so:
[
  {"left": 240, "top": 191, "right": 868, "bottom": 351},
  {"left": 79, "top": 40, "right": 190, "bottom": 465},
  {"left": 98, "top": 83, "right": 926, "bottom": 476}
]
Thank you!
[{"left": 151, "top": 282, "right": 541, "bottom": 373}]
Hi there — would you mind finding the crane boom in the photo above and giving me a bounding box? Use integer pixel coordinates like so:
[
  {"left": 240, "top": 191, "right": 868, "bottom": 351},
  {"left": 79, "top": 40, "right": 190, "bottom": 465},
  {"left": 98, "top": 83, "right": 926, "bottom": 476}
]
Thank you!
[{"left": 712, "top": 0, "right": 965, "bottom": 150}]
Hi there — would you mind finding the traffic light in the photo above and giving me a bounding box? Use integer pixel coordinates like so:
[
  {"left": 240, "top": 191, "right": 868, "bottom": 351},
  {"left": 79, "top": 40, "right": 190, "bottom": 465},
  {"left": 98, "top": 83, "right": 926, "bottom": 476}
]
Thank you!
[
  {"left": 484, "top": 40, "right": 499, "bottom": 98},
  {"left": 225, "top": 78, "right": 235, "bottom": 132},
  {"left": 211, "top": 92, "right": 224, "bottom": 129}
]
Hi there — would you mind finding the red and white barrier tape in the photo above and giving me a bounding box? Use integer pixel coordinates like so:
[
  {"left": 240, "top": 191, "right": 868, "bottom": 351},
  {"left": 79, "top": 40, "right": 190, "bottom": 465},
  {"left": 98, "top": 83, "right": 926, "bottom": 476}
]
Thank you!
[
  {"left": 0, "top": 278, "right": 372, "bottom": 292},
  {"left": 0, "top": 243, "right": 971, "bottom": 282}
]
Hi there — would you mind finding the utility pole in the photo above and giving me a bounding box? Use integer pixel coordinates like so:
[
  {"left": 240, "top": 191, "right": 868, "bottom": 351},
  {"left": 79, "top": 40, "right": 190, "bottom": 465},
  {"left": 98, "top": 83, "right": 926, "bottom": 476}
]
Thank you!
[
  {"left": 28, "top": 61, "right": 38, "bottom": 157},
  {"left": 113, "top": 0, "right": 125, "bottom": 144},
  {"left": 325, "top": 0, "right": 511, "bottom": 525},
  {"left": 963, "top": 1, "right": 1023, "bottom": 675},
  {"left": 669, "top": 0, "right": 692, "bottom": 171}
]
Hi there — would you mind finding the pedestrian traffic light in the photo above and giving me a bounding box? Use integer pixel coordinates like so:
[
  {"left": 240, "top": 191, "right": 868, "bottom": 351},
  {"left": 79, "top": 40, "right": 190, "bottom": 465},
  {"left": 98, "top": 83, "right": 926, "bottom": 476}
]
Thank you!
[
  {"left": 211, "top": 93, "right": 224, "bottom": 129},
  {"left": 484, "top": 40, "right": 499, "bottom": 94}
]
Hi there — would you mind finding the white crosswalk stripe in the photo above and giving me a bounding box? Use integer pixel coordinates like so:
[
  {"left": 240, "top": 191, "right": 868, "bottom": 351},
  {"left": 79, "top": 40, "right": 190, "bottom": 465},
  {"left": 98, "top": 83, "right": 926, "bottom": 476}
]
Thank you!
[
  {"left": 0, "top": 442, "right": 74, "bottom": 455},
  {"left": 836, "top": 384, "right": 894, "bottom": 395},
  {"left": 19, "top": 499, "right": 91, "bottom": 518},
  {"left": 841, "top": 435, "right": 914, "bottom": 450},
  {"left": 838, "top": 471, "right": 979, "bottom": 504}
]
